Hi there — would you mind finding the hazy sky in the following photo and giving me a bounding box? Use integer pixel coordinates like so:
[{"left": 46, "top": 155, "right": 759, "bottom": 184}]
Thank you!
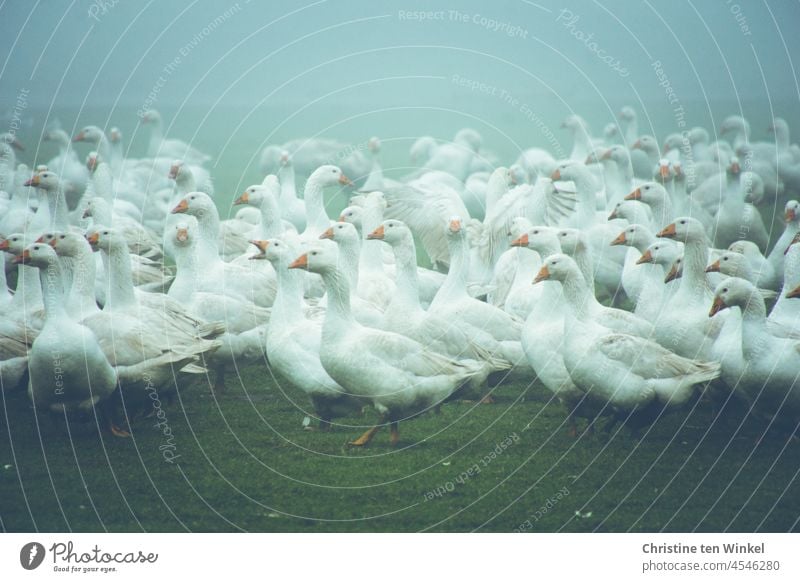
[
  {"left": 1, "top": 0, "right": 797, "bottom": 107},
  {"left": 1, "top": 0, "right": 798, "bottom": 162}
]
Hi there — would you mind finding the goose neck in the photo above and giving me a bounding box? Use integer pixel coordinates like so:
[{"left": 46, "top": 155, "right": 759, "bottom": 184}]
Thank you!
[{"left": 103, "top": 240, "right": 136, "bottom": 310}]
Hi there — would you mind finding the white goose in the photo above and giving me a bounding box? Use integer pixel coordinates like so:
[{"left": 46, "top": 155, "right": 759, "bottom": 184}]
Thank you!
[
  {"left": 715, "top": 278, "right": 800, "bottom": 428},
  {"left": 251, "top": 238, "right": 362, "bottom": 429},
  {"left": 16, "top": 243, "right": 121, "bottom": 435},
  {"left": 140, "top": 109, "right": 211, "bottom": 165},
  {"left": 288, "top": 243, "right": 484, "bottom": 446},
  {"left": 537, "top": 253, "right": 720, "bottom": 425}
]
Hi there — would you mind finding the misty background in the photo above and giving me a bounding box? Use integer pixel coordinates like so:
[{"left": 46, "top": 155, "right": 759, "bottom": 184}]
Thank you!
[{"left": 1, "top": 0, "right": 798, "bottom": 200}]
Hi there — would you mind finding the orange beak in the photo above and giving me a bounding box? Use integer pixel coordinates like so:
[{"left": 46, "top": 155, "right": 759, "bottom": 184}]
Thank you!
[
  {"left": 785, "top": 208, "right": 796, "bottom": 223},
  {"left": 730, "top": 162, "right": 740, "bottom": 174},
  {"left": 168, "top": 165, "right": 180, "bottom": 180},
  {"left": 632, "top": 139, "right": 642, "bottom": 150},
  {"left": 659, "top": 165, "right": 670, "bottom": 179},
  {"left": 339, "top": 173, "right": 352, "bottom": 186},
  {"left": 786, "top": 285, "right": 800, "bottom": 299},
  {"left": 705, "top": 260, "right": 721, "bottom": 273},
  {"left": 0, "top": 239, "right": 9, "bottom": 251},
  {"left": 319, "top": 227, "right": 335, "bottom": 240},
  {"left": 72, "top": 132, "right": 85, "bottom": 142},
  {"left": 175, "top": 227, "right": 189, "bottom": 243},
  {"left": 249, "top": 239, "right": 268, "bottom": 254},
  {"left": 34, "top": 235, "right": 46, "bottom": 243},
  {"left": 47, "top": 237, "right": 58, "bottom": 248},
  {"left": 657, "top": 223, "right": 677, "bottom": 239},
  {"left": 608, "top": 208, "right": 619, "bottom": 220},
  {"left": 23, "top": 174, "right": 40, "bottom": 187},
  {"left": 584, "top": 154, "right": 595, "bottom": 165},
  {"left": 367, "top": 225, "right": 385, "bottom": 240},
  {"left": 533, "top": 264, "right": 551, "bottom": 284},
  {"left": 233, "top": 192, "right": 249, "bottom": 206},
  {"left": 636, "top": 249, "right": 654, "bottom": 265},
  {"left": 625, "top": 188, "right": 641, "bottom": 201},
  {"left": 550, "top": 169, "right": 561, "bottom": 181},
  {"left": 449, "top": 219, "right": 461, "bottom": 233},
  {"left": 171, "top": 199, "right": 189, "bottom": 214},
  {"left": 289, "top": 253, "right": 309, "bottom": 270},
  {"left": 664, "top": 264, "right": 680, "bottom": 284},
  {"left": 12, "top": 249, "right": 30, "bottom": 264},
  {"left": 86, "top": 232, "right": 100, "bottom": 246},
  {"left": 709, "top": 296, "right": 727, "bottom": 317},
  {"left": 610, "top": 232, "right": 627, "bottom": 246},
  {"left": 510, "top": 233, "right": 529, "bottom": 248},
  {"left": 600, "top": 149, "right": 612, "bottom": 160}
]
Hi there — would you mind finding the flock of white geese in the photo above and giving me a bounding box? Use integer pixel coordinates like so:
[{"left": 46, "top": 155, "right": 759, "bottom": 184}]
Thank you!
[{"left": 2, "top": 107, "right": 800, "bottom": 445}]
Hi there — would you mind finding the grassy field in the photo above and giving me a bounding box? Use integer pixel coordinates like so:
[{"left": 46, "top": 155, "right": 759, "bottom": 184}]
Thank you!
[{"left": 1, "top": 367, "right": 798, "bottom": 533}]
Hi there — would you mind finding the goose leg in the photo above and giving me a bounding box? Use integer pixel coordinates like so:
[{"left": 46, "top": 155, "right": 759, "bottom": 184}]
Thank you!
[
  {"left": 214, "top": 364, "right": 226, "bottom": 393},
  {"left": 101, "top": 399, "right": 130, "bottom": 438},
  {"left": 349, "top": 425, "right": 382, "bottom": 447},
  {"left": 389, "top": 422, "right": 399, "bottom": 446}
]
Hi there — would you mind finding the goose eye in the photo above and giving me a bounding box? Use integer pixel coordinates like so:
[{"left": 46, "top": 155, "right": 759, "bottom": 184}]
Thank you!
[
  {"left": 532, "top": 230, "right": 539, "bottom": 235},
  {"left": 723, "top": 257, "right": 728, "bottom": 261},
  {"left": 311, "top": 251, "right": 317, "bottom": 256},
  {"left": 723, "top": 288, "right": 728, "bottom": 293},
  {"left": 679, "top": 220, "right": 686, "bottom": 224}
]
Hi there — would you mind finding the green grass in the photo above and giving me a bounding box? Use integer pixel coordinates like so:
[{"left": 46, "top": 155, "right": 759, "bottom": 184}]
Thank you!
[{"left": 1, "top": 369, "right": 799, "bottom": 533}]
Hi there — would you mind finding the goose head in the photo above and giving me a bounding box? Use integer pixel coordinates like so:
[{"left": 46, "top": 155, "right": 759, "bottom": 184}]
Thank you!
[
  {"left": 705, "top": 250, "right": 750, "bottom": 279},
  {"left": 662, "top": 133, "right": 684, "bottom": 154},
  {"left": 532, "top": 253, "right": 581, "bottom": 285},
  {"left": 618, "top": 106, "right": 636, "bottom": 122},
  {"left": 599, "top": 144, "right": 631, "bottom": 168},
  {"left": 631, "top": 135, "right": 659, "bottom": 157},
  {"left": 86, "top": 151, "right": 99, "bottom": 173},
  {"left": 86, "top": 227, "right": 126, "bottom": 252},
  {"left": 368, "top": 137, "right": 381, "bottom": 154},
  {"left": 556, "top": 228, "right": 588, "bottom": 255},
  {"left": 0, "top": 233, "right": 29, "bottom": 255},
  {"left": 23, "top": 170, "right": 60, "bottom": 191},
  {"left": 720, "top": 115, "right": 749, "bottom": 138},
  {"left": 710, "top": 277, "right": 759, "bottom": 317},
  {"left": 560, "top": 114, "right": 589, "bottom": 133},
  {"left": 785, "top": 200, "right": 800, "bottom": 224},
  {"left": 550, "top": 160, "right": 592, "bottom": 184},
  {"left": 338, "top": 205, "right": 363, "bottom": 229},
  {"left": 319, "top": 221, "right": 358, "bottom": 243},
  {"left": 234, "top": 184, "right": 268, "bottom": 208},
  {"left": 445, "top": 215, "right": 465, "bottom": 243},
  {"left": 13, "top": 242, "right": 58, "bottom": 267},
  {"left": 168, "top": 218, "right": 198, "bottom": 249},
  {"left": 664, "top": 256, "right": 683, "bottom": 283},
  {"left": 249, "top": 238, "right": 297, "bottom": 263},
  {"left": 171, "top": 191, "right": 214, "bottom": 217},
  {"left": 168, "top": 160, "right": 185, "bottom": 180},
  {"left": 657, "top": 217, "right": 706, "bottom": 244},
  {"left": 611, "top": 224, "right": 651, "bottom": 248},
  {"left": 288, "top": 243, "right": 338, "bottom": 274},
  {"left": 43, "top": 129, "right": 70, "bottom": 148},
  {"left": 688, "top": 127, "right": 709, "bottom": 145},
  {"left": 0, "top": 132, "right": 24, "bottom": 151},
  {"left": 72, "top": 125, "right": 105, "bottom": 144},
  {"left": 308, "top": 164, "right": 352, "bottom": 188},
  {"left": 625, "top": 182, "right": 668, "bottom": 206},
  {"left": 511, "top": 226, "right": 559, "bottom": 257},
  {"left": 608, "top": 199, "right": 650, "bottom": 223},
  {"left": 108, "top": 127, "right": 122, "bottom": 144},
  {"left": 741, "top": 171, "right": 765, "bottom": 204},
  {"left": 45, "top": 231, "right": 92, "bottom": 258},
  {"left": 368, "top": 219, "right": 409, "bottom": 246},
  {"left": 636, "top": 239, "right": 682, "bottom": 268},
  {"left": 728, "top": 240, "right": 764, "bottom": 261},
  {"left": 603, "top": 123, "right": 620, "bottom": 141},
  {"left": 140, "top": 109, "right": 162, "bottom": 125},
  {"left": 278, "top": 150, "right": 292, "bottom": 168},
  {"left": 410, "top": 136, "right": 437, "bottom": 163},
  {"left": 454, "top": 128, "right": 481, "bottom": 152},
  {"left": 508, "top": 216, "right": 534, "bottom": 240}
]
